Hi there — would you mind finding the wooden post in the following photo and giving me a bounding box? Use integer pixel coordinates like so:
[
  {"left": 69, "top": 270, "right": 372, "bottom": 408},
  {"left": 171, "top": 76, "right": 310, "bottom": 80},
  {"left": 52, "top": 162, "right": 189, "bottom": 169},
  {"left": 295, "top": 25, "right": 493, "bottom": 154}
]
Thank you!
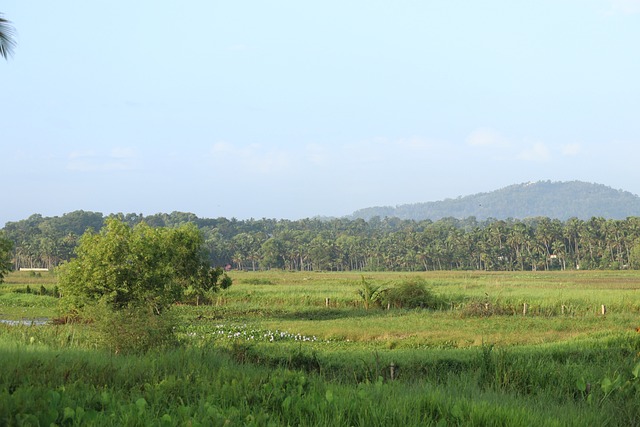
[
  {"left": 325, "top": 297, "right": 330, "bottom": 307},
  {"left": 389, "top": 362, "right": 397, "bottom": 381},
  {"left": 523, "top": 303, "right": 528, "bottom": 316},
  {"left": 601, "top": 305, "right": 607, "bottom": 316}
]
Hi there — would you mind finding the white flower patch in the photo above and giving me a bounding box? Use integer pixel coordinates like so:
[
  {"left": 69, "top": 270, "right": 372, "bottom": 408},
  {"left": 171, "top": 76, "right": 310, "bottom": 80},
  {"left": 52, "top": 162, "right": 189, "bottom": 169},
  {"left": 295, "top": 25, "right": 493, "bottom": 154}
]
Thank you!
[{"left": 184, "top": 323, "right": 324, "bottom": 344}]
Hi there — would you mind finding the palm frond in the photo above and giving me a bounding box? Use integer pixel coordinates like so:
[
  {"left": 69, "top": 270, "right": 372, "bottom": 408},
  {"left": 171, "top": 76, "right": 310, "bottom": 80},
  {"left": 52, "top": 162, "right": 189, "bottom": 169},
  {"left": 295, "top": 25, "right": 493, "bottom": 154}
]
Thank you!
[{"left": 0, "top": 14, "right": 17, "bottom": 60}]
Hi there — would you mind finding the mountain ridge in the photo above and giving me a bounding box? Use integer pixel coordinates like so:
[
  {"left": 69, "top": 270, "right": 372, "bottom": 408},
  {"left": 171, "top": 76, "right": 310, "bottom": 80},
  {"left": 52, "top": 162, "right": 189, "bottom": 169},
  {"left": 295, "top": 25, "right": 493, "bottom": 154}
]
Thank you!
[{"left": 350, "top": 181, "right": 640, "bottom": 221}]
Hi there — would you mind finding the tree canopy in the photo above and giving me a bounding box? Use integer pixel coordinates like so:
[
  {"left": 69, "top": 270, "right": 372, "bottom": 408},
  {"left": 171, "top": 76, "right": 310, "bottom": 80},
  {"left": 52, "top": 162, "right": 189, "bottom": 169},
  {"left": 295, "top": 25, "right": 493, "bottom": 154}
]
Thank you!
[
  {"left": 6, "top": 210, "right": 640, "bottom": 273},
  {"left": 0, "top": 232, "right": 12, "bottom": 283},
  {"left": 58, "top": 218, "right": 231, "bottom": 317}
]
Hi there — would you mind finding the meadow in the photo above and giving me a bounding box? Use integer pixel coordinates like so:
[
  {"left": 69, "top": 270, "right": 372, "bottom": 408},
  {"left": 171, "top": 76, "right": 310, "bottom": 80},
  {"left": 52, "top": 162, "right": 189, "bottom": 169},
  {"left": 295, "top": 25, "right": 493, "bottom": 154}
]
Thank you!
[{"left": 1, "top": 270, "right": 640, "bottom": 426}]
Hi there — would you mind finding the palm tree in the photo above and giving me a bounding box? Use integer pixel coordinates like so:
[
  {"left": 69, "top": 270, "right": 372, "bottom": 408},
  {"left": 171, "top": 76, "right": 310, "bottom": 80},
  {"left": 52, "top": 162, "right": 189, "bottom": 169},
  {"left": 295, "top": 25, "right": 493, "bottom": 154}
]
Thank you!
[{"left": 0, "top": 13, "right": 17, "bottom": 60}]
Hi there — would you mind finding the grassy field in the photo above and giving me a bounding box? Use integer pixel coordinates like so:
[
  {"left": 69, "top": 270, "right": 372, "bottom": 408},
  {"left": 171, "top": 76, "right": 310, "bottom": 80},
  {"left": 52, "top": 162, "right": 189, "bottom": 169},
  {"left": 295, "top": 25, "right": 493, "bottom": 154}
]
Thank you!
[{"left": 1, "top": 270, "right": 640, "bottom": 425}]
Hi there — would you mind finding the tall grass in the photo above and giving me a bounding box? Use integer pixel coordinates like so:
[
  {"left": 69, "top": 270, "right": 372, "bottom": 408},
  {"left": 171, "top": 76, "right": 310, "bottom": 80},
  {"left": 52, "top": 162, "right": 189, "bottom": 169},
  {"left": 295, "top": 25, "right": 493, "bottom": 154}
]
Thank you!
[{"left": 0, "top": 335, "right": 623, "bottom": 426}]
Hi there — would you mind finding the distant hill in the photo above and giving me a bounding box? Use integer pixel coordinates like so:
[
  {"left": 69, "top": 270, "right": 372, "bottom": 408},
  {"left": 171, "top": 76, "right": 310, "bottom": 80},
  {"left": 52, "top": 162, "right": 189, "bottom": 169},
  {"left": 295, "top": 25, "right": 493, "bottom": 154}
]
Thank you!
[{"left": 350, "top": 181, "right": 640, "bottom": 221}]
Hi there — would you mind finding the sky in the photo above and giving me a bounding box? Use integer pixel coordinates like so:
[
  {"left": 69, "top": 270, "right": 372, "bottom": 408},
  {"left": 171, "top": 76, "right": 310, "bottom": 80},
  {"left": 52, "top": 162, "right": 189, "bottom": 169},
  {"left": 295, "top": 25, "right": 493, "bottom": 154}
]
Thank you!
[{"left": 2, "top": 1, "right": 640, "bottom": 226}]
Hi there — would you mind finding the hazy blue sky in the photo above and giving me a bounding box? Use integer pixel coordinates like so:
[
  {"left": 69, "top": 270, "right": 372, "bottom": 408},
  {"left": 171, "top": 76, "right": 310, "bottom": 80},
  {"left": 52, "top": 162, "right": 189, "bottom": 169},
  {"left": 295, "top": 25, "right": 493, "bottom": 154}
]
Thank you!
[{"left": 2, "top": 1, "right": 640, "bottom": 225}]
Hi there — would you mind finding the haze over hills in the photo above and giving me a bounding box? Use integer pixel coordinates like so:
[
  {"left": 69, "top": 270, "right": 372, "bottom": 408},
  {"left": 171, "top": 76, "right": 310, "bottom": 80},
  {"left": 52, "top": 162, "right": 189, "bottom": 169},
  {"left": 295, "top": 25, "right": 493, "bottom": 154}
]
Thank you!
[{"left": 350, "top": 181, "right": 640, "bottom": 222}]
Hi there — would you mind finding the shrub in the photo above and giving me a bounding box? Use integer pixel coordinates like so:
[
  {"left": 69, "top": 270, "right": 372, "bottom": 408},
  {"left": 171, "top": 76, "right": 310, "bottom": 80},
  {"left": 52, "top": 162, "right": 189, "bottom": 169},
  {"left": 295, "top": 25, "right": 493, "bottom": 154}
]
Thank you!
[
  {"left": 56, "top": 218, "right": 232, "bottom": 351},
  {"left": 57, "top": 218, "right": 232, "bottom": 315},
  {"left": 88, "top": 303, "right": 178, "bottom": 355},
  {"left": 383, "top": 278, "right": 437, "bottom": 309}
]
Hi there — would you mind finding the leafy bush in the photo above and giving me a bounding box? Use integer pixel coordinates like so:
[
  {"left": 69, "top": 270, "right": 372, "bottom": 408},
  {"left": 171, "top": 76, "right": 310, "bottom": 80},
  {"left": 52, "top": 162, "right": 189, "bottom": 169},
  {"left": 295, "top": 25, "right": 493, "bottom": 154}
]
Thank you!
[
  {"left": 57, "top": 218, "right": 231, "bottom": 315},
  {"left": 56, "top": 218, "right": 232, "bottom": 351},
  {"left": 382, "top": 278, "right": 437, "bottom": 309},
  {"left": 88, "top": 304, "right": 178, "bottom": 355}
]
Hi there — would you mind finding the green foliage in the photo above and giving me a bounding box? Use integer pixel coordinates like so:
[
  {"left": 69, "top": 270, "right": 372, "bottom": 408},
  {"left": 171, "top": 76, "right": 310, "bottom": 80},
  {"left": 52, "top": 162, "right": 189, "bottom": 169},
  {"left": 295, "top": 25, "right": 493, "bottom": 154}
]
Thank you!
[
  {"left": 183, "top": 267, "right": 232, "bottom": 306},
  {"left": 55, "top": 218, "right": 231, "bottom": 352},
  {"left": 0, "top": 232, "right": 12, "bottom": 283},
  {"left": 628, "top": 240, "right": 640, "bottom": 269},
  {"left": 383, "top": 278, "right": 438, "bottom": 309},
  {"left": 89, "top": 303, "right": 178, "bottom": 354},
  {"left": 356, "top": 276, "right": 384, "bottom": 310},
  {"left": 57, "top": 218, "right": 231, "bottom": 316},
  {"left": 593, "top": 360, "right": 640, "bottom": 411},
  {"left": 8, "top": 207, "right": 640, "bottom": 273}
]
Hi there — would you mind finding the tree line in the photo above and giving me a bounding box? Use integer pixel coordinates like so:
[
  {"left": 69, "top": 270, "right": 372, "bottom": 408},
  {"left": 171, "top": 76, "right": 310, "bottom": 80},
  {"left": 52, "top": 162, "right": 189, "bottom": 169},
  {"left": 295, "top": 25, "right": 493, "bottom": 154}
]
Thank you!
[{"left": 4, "top": 211, "right": 640, "bottom": 272}]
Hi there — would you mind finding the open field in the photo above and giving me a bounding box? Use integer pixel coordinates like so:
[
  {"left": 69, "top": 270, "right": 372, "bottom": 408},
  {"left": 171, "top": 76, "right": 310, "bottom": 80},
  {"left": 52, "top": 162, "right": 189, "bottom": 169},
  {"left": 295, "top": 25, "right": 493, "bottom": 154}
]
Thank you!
[{"left": 2, "top": 270, "right": 640, "bottom": 425}]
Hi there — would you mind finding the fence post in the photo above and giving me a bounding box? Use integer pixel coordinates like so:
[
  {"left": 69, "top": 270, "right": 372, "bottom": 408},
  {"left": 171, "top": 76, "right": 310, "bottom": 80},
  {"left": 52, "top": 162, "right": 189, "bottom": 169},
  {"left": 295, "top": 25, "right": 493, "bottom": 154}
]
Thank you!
[
  {"left": 601, "top": 305, "right": 607, "bottom": 316},
  {"left": 523, "top": 303, "right": 528, "bottom": 316},
  {"left": 390, "top": 362, "right": 397, "bottom": 381},
  {"left": 325, "top": 297, "right": 330, "bottom": 308}
]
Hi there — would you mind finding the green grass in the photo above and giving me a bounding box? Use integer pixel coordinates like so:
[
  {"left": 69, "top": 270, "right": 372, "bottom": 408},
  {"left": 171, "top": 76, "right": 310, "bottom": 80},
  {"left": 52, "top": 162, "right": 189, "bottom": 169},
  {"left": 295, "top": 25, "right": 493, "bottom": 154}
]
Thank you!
[
  {"left": 2, "top": 270, "right": 640, "bottom": 425},
  {"left": 0, "top": 334, "right": 624, "bottom": 426}
]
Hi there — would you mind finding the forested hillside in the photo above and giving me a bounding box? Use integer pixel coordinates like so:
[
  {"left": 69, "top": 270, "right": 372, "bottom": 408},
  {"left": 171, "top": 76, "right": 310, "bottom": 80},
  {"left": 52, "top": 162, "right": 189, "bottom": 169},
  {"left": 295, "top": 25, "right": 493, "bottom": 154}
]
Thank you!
[
  {"left": 4, "top": 210, "right": 640, "bottom": 272},
  {"left": 351, "top": 181, "right": 640, "bottom": 221}
]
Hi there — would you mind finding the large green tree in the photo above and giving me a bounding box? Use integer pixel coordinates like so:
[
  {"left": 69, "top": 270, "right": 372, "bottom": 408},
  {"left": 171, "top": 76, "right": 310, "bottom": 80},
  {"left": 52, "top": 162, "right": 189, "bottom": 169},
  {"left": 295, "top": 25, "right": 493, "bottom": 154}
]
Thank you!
[
  {"left": 58, "top": 218, "right": 231, "bottom": 316},
  {"left": 0, "top": 232, "right": 12, "bottom": 283},
  {"left": 0, "top": 13, "right": 16, "bottom": 60}
]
